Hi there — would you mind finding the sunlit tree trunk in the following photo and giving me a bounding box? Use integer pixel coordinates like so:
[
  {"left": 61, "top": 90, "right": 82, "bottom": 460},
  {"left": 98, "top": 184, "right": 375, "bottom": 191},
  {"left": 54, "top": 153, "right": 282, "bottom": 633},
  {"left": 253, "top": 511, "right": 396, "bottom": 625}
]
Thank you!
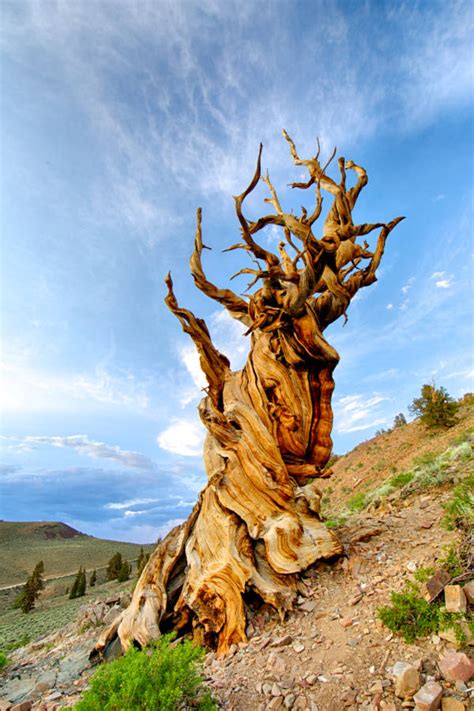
[{"left": 95, "top": 133, "right": 403, "bottom": 657}]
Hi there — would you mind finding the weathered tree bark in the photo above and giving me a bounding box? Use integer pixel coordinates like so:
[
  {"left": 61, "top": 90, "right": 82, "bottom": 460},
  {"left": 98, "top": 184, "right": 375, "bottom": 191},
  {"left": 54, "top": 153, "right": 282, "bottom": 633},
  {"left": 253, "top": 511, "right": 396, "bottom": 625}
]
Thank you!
[{"left": 94, "top": 132, "right": 404, "bottom": 657}]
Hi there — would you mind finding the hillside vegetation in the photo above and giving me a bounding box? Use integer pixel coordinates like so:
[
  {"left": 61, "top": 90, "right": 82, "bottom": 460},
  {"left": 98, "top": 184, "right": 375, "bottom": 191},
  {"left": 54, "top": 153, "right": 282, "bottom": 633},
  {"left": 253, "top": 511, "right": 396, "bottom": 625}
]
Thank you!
[
  {"left": 0, "top": 521, "right": 155, "bottom": 588},
  {"left": 320, "top": 397, "right": 474, "bottom": 513}
]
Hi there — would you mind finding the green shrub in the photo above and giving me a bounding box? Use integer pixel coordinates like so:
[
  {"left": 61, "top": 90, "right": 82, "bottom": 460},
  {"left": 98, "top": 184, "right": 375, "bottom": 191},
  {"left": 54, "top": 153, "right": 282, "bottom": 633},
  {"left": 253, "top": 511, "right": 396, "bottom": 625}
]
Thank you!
[
  {"left": 0, "top": 651, "right": 8, "bottom": 670},
  {"left": 413, "top": 567, "right": 435, "bottom": 583},
  {"left": 377, "top": 585, "right": 441, "bottom": 643},
  {"left": 74, "top": 635, "right": 215, "bottom": 711},
  {"left": 413, "top": 451, "right": 437, "bottom": 467},
  {"left": 324, "top": 514, "right": 347, "bottom": 530},
  {"left": 441, "top": 475, "right": 474, "bottom": 531},
  {"left": 451, "top": 427, "right": 474, "bottom": 446},
  {"left": 388, "top": 470, "right": 415, "bottom": 488},
  {"left": 347, "top": 492, "right": 370, "bottom": 512},
  {"left": 439, "top": 542, "right": 469, "bottom": 579}
]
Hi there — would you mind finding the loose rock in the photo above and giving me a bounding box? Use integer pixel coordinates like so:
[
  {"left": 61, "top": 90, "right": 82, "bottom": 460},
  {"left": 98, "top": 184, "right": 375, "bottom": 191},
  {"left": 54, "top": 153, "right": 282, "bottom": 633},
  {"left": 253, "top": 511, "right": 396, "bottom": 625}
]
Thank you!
[
  {"left": 440, "top": 698, "right": 465, "bottom": 711},
  {"left": 463, "top": 581, "right": 474, "bottom": 604},
  {"left": 413, "top": 681, "right": 443, "bottom": 711},
  {"left": 438, "top": 651, "right": 474, "bottom": 683},
  {"left": 393, "top": 661, "right": 421, "bottom": 699},
  {"left": 444, "top": 586, "right": 467, "bottom": 613}
]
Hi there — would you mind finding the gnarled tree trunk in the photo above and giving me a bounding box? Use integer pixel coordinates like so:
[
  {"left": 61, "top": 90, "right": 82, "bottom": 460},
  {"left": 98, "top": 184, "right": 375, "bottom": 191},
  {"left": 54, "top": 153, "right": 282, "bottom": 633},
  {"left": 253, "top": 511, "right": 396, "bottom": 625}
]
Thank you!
[{"left": 94, "top": 132, "right": 403, "bottom": 657}]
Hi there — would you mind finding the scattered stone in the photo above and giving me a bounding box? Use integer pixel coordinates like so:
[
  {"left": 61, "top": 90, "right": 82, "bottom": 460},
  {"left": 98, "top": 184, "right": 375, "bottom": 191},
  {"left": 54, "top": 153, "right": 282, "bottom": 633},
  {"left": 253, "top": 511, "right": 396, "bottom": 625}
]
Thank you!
[
  {"left": 340, "top": 617, "right": 353, "bottom": 628},
  {"left": 104, "top": 595, "right": 120, "bottom": 605},
  {"left": 422, "top": 569, "right": 451, "bottom": 603},
  {"left": 393, "top": 661, "right": 421, "bottom": 699},
  {"left": 406, "top": 561, "right": 417, "bottom": 573},
  {"left": 102, "top": 606, "right": 122, "bottom": 626},
  {"left": 441, "top": 699, "right": 465, "bottom": 711},
  {"left": 413, "top": 681, "right": 443, "bottom": 711},
  {"left": 271, "top": 683, "right": 282, "bottom": 697},
  {"left": 370, "top": 680, "right": 384, "bottom": 694},
  {"left": 11, "top": 703, "right": 32, "bottom": 711},
  {"left": 119, "top": 592, "right": 132, "bottom": 609},
  {"left": 266, "top": 653, "right": 286, "bottom": 675},
  {"left": 267, "top": 698, "right": 283, "bottom": 710},
  {"left": 445, "top": 586, "right": 467, "bottom": 613},
  {"left": 0, "top": 702, "right": 10, "bottom": 711},
  {"left": 346, "top": 525, "right": 386, "bottom": 544},
  {"left": 284, "top": 694, "right": 296, "bottom": 708},
  {"left": 298, "top": 600, "right": 317, "bottom": 613},
  {"left": 420, "top": 519, "right": 433, "bottom": 529},
  {"left": 439, "top": 651, "right": 474, "bottom": 683},
  {"left": 271, "top": 635, "right": 293, "bottom": 648},
  {"left": 292, "top": 642, "right": 305, "bottom": 653},
  {"left": 463, "top": 581, "right": 474, "bottom": 604},
  {"left": 43, "top": 692, "right": 61, "bottom": 703}
]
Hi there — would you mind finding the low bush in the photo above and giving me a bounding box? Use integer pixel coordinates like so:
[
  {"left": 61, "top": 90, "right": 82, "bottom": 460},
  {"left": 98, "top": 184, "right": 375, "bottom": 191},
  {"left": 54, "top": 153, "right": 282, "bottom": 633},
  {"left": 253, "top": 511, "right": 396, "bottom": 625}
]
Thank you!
[
  {"left": 377, "top": 585, "right": 440, "bottom": 643},
  {"left": 347, "top": 492, "right": 370, "bottom": 512},
  {"left": 0, "top": 651, "right": 8, "bottom": 670},
  {"left": 441, "top": 474, "right": 474, "bottom": 531},
  {"left": 378, "top": 582, "right": 473, "bottom": 644},
  {"left": 75, "top": 635, "right": 215, "bottom": 711},
  {"left": 388, "top": 470, "right": 415, "bottom": 488}
]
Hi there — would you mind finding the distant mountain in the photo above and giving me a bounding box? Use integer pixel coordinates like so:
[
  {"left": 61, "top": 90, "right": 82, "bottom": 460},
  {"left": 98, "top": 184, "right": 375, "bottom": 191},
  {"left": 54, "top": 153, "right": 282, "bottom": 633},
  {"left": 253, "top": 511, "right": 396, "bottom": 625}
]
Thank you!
[{"left": 0, "top": 521, "right": 156, "bottom": 588}]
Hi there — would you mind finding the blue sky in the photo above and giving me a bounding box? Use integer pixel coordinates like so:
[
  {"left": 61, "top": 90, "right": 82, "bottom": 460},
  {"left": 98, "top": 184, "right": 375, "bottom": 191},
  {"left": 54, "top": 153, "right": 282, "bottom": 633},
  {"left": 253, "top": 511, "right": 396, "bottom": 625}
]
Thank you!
[{"left": 1, "top": 0, "right": 473, "bottom": 543}]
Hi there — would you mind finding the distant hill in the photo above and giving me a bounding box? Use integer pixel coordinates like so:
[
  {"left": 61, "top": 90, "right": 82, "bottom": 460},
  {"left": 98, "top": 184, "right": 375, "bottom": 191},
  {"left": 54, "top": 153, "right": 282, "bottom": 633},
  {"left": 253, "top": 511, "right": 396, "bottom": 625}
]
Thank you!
[{"left": 0, "top": 521, "right": 156, "bottom": 588}]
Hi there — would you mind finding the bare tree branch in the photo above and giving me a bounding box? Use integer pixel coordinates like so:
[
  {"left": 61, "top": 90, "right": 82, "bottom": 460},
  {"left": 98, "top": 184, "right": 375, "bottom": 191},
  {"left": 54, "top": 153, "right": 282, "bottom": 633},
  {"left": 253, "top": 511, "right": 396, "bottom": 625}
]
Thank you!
[
  {"left": 165, "top": 273, "right": 230, "bottom": 408},
  {"left": 189, "top": 208, "right": 251, "bottom": 326}
]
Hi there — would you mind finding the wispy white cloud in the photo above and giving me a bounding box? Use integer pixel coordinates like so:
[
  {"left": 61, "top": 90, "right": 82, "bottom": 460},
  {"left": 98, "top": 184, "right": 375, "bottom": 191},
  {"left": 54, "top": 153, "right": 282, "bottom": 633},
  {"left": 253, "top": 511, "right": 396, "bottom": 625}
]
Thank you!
[
  {"left": 178, "top": 344, "right": 207, "bottom": 406},
  {"left": 0, "top": 361, "right": 152, "bottom": 414},
  {"left": 445, "top": 368, "right": 474, "bottom": 381},
  {"left": 334, "top": 394, "right": 390, "bottom": 433},
  {"left": 401, "top": 277, "right": 415, "bottom": 295},
  {"left": 2, "top": 0, "right": 471, "bottom": 231},
  {"left": 106, "top": 497, "right": 162, "bottom": 511},
  {"left": 435, "top": 279, "right": 452, "bottom": 289},
  {"left": 157, "top": 418, "right": 205, "bottom": 457},
  {"left": 2, "top": 434, "right": 155, "bottom": 470}
]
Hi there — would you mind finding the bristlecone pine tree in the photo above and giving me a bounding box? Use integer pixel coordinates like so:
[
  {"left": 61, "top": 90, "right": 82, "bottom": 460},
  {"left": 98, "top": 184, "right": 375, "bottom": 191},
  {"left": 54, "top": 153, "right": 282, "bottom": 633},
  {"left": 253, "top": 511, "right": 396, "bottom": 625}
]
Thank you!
[
  {"left": 409, "top": 383, "right": 458, "bottom": 428},
  {"left": 95, "top": 131, "right": 404, "bottom": 658},
  {"left": 17, "top": 561, "right": 45, "bottom": 613},
  {"left": 106, "top": 553, "right": 124, "bottom": 581},
  {"left": 70, "top": 566, "right": 86, "bottom": 599}
]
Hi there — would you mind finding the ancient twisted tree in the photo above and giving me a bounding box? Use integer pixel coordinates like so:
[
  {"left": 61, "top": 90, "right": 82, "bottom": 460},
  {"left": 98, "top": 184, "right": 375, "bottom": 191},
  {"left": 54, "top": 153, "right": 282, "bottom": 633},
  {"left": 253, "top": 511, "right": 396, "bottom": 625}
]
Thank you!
[{"left": 95, "top": 132, "right": 404, "bottom": 657}]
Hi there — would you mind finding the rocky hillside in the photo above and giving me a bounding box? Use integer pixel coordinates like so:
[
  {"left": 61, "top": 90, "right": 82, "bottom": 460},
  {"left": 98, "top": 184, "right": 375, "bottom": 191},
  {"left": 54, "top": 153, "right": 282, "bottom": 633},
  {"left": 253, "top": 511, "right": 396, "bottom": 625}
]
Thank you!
[{"left": 0, "top": 407, "right": 472, "bottom": 710}]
